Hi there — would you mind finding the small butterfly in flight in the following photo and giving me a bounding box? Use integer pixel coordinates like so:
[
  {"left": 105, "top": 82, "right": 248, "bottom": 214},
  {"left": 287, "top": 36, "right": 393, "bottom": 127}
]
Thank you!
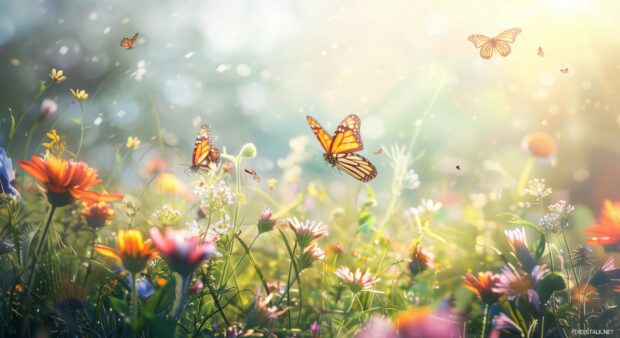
[
  {"left": 244, "top": 168, "right": 261, "bottom": 183},
  {"left": 560, "top": 67, "right": 569, "bottom": 74},
  {"left": 468, "top": 28, "right": 522, "bottom": 59},
  {"left": 306, "top": 114, "right": 377, "bottom": 182},
  {"left": 537, "top": 47, "right": 544, "bottom": 57},
  {"left": 456, "top": 165, "right": 461, "bottom": 170},
  {"left": 120, "top": 33, "right": 139, "bottom": 50},
  {"left": 187, "top": 124, "right": 220, "bottom": 174},
  {"left": 374, "top": 148, "right": 383, "bottom": 155}
]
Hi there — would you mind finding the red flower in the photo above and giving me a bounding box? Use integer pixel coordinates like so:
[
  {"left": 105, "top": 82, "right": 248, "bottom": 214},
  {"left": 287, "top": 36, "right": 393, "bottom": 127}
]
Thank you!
[{"left": 150, "top": 228, "right": 218, "bottom": 277}]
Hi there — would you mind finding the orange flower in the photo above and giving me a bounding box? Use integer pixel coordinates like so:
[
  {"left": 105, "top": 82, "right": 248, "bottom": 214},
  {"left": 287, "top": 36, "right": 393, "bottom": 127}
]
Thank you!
[
  {"left": 463, "top": 271, "right": 501, "bottom": 304},
  {"left": 523, "top": 131, "right": 556, "bottom": 158},
  {"left": 80, "top": 201, "right": 115, "bottom": 228},
  {"left": 94, "top": 230, "right": 158, "bottom": 274},
  {"left": 16, "top": 155, "right": 121, "bottom": 207},
  {"left": 585, "top": 200, "right": 620, "bottom": 251}
]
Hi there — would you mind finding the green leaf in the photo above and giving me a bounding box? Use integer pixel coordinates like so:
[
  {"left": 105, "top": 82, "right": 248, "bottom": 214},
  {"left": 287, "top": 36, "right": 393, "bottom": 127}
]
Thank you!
[
  {"left": 136, "top": 278, "right": 177, "bottom": 331},
  {"left": 534, "top": 233, "right": 546, "bottom": 260},
  {"left": 39, "top": 81, "right": 47, "bottom": 95},
  {"left": 69, "top": 117, "right": 82, "bottom": 125},
  {"left": 497, "top": 212, "right": 542, "bottom": 233},
  {"left": 538, "top": 272, "right": 566, "bottom": 304},
  {"left": 8, "top": 108, "right": 15, "bottom": 138},
  {"left": 358, "top": 210, "right": 376, "bottom": 233},
  {"left": 108, "top": 296, "right": 129, "bottom": 316}
]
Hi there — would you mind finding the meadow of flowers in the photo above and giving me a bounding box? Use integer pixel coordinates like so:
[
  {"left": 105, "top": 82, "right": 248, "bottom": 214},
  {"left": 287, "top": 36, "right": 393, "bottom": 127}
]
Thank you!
[{"left": 0, "top": 65, "right": 619, "bottom": 338}]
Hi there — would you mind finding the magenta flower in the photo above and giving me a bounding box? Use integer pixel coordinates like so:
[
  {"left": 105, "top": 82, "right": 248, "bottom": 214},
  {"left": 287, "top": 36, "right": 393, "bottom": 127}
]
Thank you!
[
  {"left": 288, "top": 217, "right": 328, "bottom": 247},
  {"left": 149, "top": 227, "right": 218, "bottom": 277},
  {"left": 492, "top": 265, "right": 549, "bottom": 309},
  {"left": 335, "top": 267, "right": 380, "bottom": 293},
  {"left": 505, "top": 228, "right": 537, "bottom": 271}
]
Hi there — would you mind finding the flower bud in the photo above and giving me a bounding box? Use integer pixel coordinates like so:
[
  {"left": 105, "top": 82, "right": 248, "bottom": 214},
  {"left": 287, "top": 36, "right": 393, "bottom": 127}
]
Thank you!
[{"left": 239, "top": 143, "right": 257, "bottom": 158}]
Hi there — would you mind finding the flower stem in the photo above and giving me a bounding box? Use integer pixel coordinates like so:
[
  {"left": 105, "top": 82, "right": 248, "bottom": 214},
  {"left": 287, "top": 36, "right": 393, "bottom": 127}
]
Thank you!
[
  {"left": 545, "top": 230, "right": 555, "bottom": 272},
  {"left": 22, "top": 121, "right": 41, "bottom": 160},
  {"left": 75, "top": 102, "right": 85, "bottom": 159},
  {"left": 131, "top": 273, "right": 139, "bottom": 332},
  {"left": 481, "top": 303, "right": 489, "bottom": 338},
  {"left": 560, "top": 229, "right": 579, "bottom": 287}
]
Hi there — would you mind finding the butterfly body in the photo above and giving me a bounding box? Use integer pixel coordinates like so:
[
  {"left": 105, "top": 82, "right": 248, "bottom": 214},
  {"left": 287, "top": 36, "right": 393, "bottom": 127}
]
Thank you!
[
  {"left": 120, "top": 33, "right": 139, "bottom": 50},
  {"left": 187, "top": 124, "right": 220, "bottom": 174},
  {"left": 306, "top": 114, "right": 377, "bottom": 182},
  {"left": 468, "top": 28, "right": 521, "bottom": 59}
]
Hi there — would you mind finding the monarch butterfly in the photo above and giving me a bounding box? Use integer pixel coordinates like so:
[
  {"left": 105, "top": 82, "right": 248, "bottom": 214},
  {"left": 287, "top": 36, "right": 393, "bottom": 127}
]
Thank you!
[
  {"left": 120, "top": 33, "right": 139, "bottom": 50},
  {"left": 306, "top": 114, "right": 377, "bottom": 182},
  {"left": 187, "top": 124, "right": 220, "bottom": 174},
  {"left": 468, "top": 28, "right": 521, "bottom": 59}
]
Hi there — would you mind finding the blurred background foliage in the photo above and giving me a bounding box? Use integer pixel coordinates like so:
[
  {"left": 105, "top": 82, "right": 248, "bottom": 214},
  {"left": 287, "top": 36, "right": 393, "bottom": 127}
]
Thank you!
[{"left": 1, "top": 0, "right": 620, "bottom": 240}]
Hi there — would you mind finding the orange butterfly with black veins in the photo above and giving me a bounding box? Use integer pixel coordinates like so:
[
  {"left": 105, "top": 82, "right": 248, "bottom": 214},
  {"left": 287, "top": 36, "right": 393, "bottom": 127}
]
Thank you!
[
  {"left": 468, "top": 28, "right": 522, "bottom": 59},
  {"left": 187, "top": 124, "right": 220, "bottom": 174},
  {"left": 306, "top": 114, "right": 377, "bottom": 182},
  {"left": 120, "top": 33, "right": 139, "bottom": 50}
]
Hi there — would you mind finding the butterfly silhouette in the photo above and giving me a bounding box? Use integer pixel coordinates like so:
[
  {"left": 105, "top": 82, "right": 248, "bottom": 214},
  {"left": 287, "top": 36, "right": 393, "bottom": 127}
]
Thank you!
[
  {"left": 244, "top": 168, "right": 261, "bottom": 183},
  {"left": 468, "top": 28, "right": 522, "bottom": 59},
  {"left": 537, "top": 47, "right": 544, "bottom": 57},
  {"left": 306, "top": 114, "right": 377, "bottom": 182},
  {"left": 187, "top": 124, "right": 220, "bottom": 174},
  {"left": 560, "top": 67, "right": 569, "bottom": 74},
  {"left": 120, "top": 33, "right": 139, "bottom": 50}
]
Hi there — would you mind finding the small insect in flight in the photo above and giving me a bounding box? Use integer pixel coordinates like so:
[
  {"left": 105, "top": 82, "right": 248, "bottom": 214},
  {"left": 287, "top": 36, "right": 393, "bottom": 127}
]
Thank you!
[
  {"left": 374, "top": 148, "right": 383, "bottom": 155},
  {"left": 468, "top": 27, "right": 522, "bottom": 59},
  {"left": 187, "top": 124, "right": 220, "bottom": 174},
  {"left": 560, "top": 67, "right": 569, "bottom": 74},
  {"left": 306, "top": 114, "right": 377, "bottom": 182},
  {"left": 456, "top": 165, "right": 461, "bottom": 170},
  {"left": 120, "top": 33, "right": 139, "bottom": 50},
  {"left": 244, "top": 168, "right": 261, "bottom": 183},
  {"left": 537, "top": 47, "right": 544, "bottom": 57}
]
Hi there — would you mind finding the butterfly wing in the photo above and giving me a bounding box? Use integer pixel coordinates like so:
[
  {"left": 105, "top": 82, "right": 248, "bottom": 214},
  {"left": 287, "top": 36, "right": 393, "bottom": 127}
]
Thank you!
[
  {"left": 332, "top": 153, "right": 377, "bottom": 182},
  {"left": 468, "top": 34, "right": 492, "bottom": 48},
  {"left": 191, "top": 124, "right": 220, "bottom": 172},
  {"left": 329, "top": 114, "right": 363, "bottom": 154},
  {"left": 495, "top": 41, "right": 512, "bottom": 57},
  {"left": 494, "top": 28, "right": 521, "bottom": 43},
  {"left": 306, "top": 115, "right": 333, "bottom": 153},
  {"left": 120, "top": 33, "right": 139, "bottom": 49}
]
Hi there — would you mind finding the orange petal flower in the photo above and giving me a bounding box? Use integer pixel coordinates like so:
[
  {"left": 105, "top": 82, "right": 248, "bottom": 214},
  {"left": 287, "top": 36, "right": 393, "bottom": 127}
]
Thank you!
[
  {"left": 80, "top": 201, "right": 115, "bottom": 228},
  {"left": 94, "top": 229, "right": 158, "bottom": 274},
  {"left": 17, "top": 155, "right": 122, "bottom": 207},
  {"left": 523, "top": 131, "right": 556, "bottom": 158},
  {"left": 585, "top": 200, "right": 620, "bottom": 252}
]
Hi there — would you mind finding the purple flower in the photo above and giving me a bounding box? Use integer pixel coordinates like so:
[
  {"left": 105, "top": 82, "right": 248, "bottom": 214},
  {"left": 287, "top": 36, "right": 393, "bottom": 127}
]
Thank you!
[
  {"left": 505, "top": 228, "right": 537, "bottom": 272},
  {"left": 0, "top": 147, "right": 19, "bottom": 199},
  {"left": 137, "top": 276, "right": 155, "bottom": 299},
  {"left": 493, "top": 265, "right": 549, "bottom": 310}
]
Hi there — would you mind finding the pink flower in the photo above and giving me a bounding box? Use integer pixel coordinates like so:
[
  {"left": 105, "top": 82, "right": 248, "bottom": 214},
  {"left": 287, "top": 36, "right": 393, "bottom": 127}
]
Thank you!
[
  {"left": 288, "top": 217, "right": 328, "bottom": 247},
  {"left": 335, "top": 267, "right": 380, "bottom": 293},
  {"left": 39, "top": 99, "right": 58, "bottom": 120},
  {"left": 149, "top": 227, "right": 218, "bottom": 276},
  {"left": 492, "top": 265, "right": 549, "bottom": 309}
]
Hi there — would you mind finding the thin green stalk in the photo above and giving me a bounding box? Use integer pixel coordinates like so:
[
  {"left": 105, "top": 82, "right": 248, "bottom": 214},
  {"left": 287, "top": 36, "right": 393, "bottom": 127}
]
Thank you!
[
  {"left": 74, "top": 102, "right": 85, "bottom": 158},
  {"left": 560, "top": 229, "right": 579, "bottom": 287},
  {"left": 481, "top": 303, "right": 489, "bottom": 338},
  {"left": 131, "top": 273, "right": 139, "bottom": 334},
  {"left": 103, "top": 149, "right": 132, "bottom": 189},
  {"left": 22, "top": 121, "right": 41, "bottom": 160},
  {"left": 545, "top": 230, "right": 555, "bottom": 272}
]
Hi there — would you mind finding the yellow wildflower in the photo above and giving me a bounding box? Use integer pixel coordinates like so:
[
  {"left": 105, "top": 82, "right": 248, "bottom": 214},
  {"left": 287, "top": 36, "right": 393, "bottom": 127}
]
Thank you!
[
  {"left": 267, "top": 178, "right": 278, "bottom": 190},
  {"left": 49, "top": 68, "right": 67, "bottom": 83},
  {"left": 70, "top": 88, "right": 89, "bottom": 101},
  {"left": 126, "top": 136, "right": 141, "bottom": 150},
  {"left": 42, "top": 129, "right": 66, "bottom": 157}
]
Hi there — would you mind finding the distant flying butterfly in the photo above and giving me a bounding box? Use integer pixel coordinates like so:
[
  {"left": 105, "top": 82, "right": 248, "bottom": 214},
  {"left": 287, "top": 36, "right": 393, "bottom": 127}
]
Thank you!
[
  {"left": 120, "top": 33, "right": 139, "bottom": 50},
  {"left": 306, "top": 114, "right": 377, "bottom": 182},
  {"left": 244, "top": 168, "right": 261, "bottom": 183},
  {"left": 537, "top": 47, "right": 544, "bottom": 57},
  {"left": 468, "top": 28, "right": 522, "bottom": 59},
  {"left": 374, "top": 148, "right": 383, "bottom": 155},
  {"left": 187, "top": 124, "right": 220, "bottom": 174},
  {"left": 456, "top": 165, "right": 461, "bottom": 170},
  {"left": 560, "top": 67, "right": 569, "bottom": 74}
]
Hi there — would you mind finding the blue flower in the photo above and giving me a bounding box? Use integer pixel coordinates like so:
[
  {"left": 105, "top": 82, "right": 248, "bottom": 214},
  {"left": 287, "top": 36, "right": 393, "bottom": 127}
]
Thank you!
[
  {"left": 0, "top": 147, "right": 19, "bottom": 198},
  {"left": 137, "top": 276, "right": 155, "bottom": 299}
]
